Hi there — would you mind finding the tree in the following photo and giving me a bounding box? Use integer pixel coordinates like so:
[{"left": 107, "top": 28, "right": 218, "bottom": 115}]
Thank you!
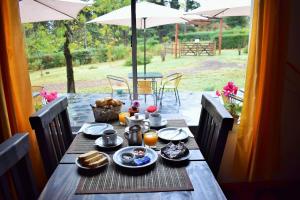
[
  {"left": 170, "top": 0, "right": 180, "bottom": 9},
  {"left": 64, "top": 23, "right": 76, "bottom": 93},
  {"left": 185, "top": 0, "right": 200, "bottom": 11}
]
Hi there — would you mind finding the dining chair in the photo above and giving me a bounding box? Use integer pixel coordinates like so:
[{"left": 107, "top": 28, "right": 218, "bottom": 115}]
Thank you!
[
  {"left": 138, "top": 80, "right": 156, "bottom": 105},
  {"left": 107, "top": 75, "right": 132, "bottom": 101},
  {"left": 29, "top": 96, "right": 73, "bottom": 178},
  {"left": 158, "top": 73, "right": 183, "bottom": 106},
  {"left": 0, "top": 133, "right": 38, "bottom": 200},
  {"left": 196, "top": 94, "right": 234, "bottom": 177}
]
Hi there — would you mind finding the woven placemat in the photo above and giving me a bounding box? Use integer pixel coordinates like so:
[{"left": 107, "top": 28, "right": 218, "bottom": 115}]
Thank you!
[
  {"left": 67, "top": 119, "right": 198, "bottom": 154},
  {"left": 75, "top": 158, "right": 194, "bottom": 194}
]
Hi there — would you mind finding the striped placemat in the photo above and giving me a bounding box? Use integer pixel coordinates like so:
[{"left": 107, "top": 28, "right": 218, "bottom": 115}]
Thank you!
[
  {"left": 67, "top": 119, "right": 199, "bottom": 154},
  {"left": 75, "top": 158, "right": 194, "bottom": 194}
]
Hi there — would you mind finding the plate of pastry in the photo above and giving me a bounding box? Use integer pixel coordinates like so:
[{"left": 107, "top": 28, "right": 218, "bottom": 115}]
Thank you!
[
  {"left": 76, "top": 151, "right": 110, "bottom": 169},
  {"left": 160, "top": 142, "right": 190, "bottom": 162}
]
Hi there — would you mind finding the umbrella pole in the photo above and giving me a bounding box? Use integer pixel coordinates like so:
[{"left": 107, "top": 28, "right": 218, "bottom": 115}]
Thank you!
[
  {"left": 131, "top": 0, "right": 138, "bottom": 100},
  {"left": 218, "top": 18, "right": 223, "bottom": 55},
  {"left": 143, "top": 17, "right": 146, "bottom": 76}
]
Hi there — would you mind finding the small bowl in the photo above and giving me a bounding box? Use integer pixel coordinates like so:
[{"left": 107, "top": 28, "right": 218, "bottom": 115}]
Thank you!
[
  {"left": 121, "top": 152, "right": 134, "bottom": 164},
  {"left": 133, "top": 147, "right": 146, "bottom": 158}
]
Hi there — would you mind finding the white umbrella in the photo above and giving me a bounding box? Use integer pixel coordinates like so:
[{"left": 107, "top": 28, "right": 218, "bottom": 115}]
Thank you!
[
  {"left": 19, "top": 0, "right": 91, "bottom": 23},
  {"left": 187, "top": 0, "right": 251, "bottom": 54},
  {"left": 188, "top": 0, "right": 251, "bottom": 17},
  {"left": 87, "top": 2, "right": 193, "bottom": 75}
]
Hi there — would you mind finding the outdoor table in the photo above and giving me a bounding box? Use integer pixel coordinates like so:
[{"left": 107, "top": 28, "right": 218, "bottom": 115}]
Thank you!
[
  {"left": 39, "top": 119, "right": 226, "bottom": 200},
  {"left": 128, "top": 72, "right": 163, "bottom": 103}
]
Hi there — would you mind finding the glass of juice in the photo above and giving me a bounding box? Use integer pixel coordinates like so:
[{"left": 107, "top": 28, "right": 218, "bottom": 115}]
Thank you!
[
  {"left": 119, "top": 112, "right": 129, "bottom": 126},
  {"left": 144, "top": 130, "right": 158, "bottom": 148}
]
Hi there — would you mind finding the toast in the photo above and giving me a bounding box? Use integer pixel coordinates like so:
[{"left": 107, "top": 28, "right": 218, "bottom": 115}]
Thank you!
[{"left": 78, "top": 150, "right": 99, "bottom": 162}]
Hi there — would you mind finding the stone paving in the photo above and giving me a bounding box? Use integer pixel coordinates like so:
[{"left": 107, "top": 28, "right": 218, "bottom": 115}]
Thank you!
[{"left": 65, "top": 91, "right": 218, "bottom": 128}]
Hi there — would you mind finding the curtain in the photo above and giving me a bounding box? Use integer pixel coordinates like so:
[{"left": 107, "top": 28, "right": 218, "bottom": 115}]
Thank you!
[
  {"left": 0, "top": 0, "right": 46, "bottom": 189},
  {"left": 233, "top": 0, "right": 288, "bottom": 181}
]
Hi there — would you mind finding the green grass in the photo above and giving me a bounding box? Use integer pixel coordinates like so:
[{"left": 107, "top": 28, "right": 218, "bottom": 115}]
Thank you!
[{"left": 29, "top": 49, "right": 248, "bottom": 93}]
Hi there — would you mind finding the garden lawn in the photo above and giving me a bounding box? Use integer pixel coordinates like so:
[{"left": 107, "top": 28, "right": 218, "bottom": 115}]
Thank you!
[{"left": 29, "top": 49, "right": 248, "bottom": 93}]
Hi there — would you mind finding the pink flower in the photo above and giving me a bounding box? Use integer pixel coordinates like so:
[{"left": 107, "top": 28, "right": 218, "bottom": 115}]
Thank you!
[
  {"left": 147, "top": 105, "right": 157, "bottom": 113},
  {"left": 132, "top": 100, "right": 140, "bottom": 108},
  {"left": 216, "top": 90, "right": 221, "bottom": 96},
  {"left": 40, "top": 89, "right": 58, "bottom": 103}
]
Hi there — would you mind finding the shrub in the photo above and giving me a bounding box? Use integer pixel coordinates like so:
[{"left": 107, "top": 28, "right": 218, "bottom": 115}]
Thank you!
[
  {"left": 213, "top": 33, "right": 249, "bottom": 49},
  {"left": 111, "top": 45, "right": 129, "bottom": 60},
  {"left": 72, "top": 49, "right": 92, "bottom": 65},
  {"left": 124, "top": 54, "right": 152, "bottom": 66},
  {"left": 243, "top": 44, "right": 248, "bottom": 54}
]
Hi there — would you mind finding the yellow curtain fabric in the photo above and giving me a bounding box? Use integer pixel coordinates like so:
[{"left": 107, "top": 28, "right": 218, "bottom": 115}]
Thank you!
[
  {"left": 233, "top": 0, "right": 288, "bottom": 181},
  {"left": 0, "top": 0, "right": 46, "bottom": 189}
]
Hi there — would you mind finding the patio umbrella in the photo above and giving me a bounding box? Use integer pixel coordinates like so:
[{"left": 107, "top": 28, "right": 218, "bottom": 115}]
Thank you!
[
  {"left": 19, "top": 0, "right": 91, "bottom": 23},
  {"left": 187, "top": 0, "right": 251, "bottom": 54},
  {"left": 87, "top": 2, "right": 189, "bottom": 75}
]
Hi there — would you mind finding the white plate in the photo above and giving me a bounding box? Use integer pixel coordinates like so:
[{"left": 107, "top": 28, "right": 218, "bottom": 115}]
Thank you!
[
  {"left": 150, "top": 119, "right": 168, "bottom": 128},
  {"left": 157, "top": 127, "right": 189, "bottom": 141},
  {"left": 83, "top": 123, "right": 113, "bottom": 136},
  {"left": 113, "top": 146, "right": 158, "bottom": 169},
  {"left": 159, "top": 150, "right": 191, "bottom": 162},
  {"left": 75, "top": 152, "right": 110, "bottom": 170},
  {"left": 95, "top": 136, "right": 123, "bottom": 148}
]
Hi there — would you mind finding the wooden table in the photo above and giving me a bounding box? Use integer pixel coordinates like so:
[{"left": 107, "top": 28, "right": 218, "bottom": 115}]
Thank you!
[{"left": 39, "top": 122, "right": 227, "bottom": 200}]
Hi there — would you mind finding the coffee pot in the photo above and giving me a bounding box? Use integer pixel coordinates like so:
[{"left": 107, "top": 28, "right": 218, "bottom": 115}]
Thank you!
[
  {"left": 124, "top": 125, "right": 143, "bottom": 146},
  {"left": 125, "top": 113, "right": 150, "bottom": 132}
]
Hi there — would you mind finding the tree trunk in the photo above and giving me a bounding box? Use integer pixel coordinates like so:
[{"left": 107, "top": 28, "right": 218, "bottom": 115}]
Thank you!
[{"left": 64, "top": 23, "right": 76, "bottom": 93}]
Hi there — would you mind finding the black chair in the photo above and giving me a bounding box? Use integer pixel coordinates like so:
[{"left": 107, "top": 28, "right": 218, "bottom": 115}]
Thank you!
[
  {"left": 29, "top": 96, "right": 73, "bottom": 178},
  {"left": 0, "top": 133, "right": 38, "bottom": 200},
  {"left": 196, "top": 94, "right": 234, "bottom": 176}
]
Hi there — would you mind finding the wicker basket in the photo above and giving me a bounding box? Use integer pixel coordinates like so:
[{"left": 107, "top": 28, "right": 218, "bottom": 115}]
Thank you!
[{"left": 91, "top": 105, "right": 122, "bottom": 122}]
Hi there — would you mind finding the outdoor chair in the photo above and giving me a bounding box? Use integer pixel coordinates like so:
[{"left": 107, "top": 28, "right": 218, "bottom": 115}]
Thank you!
[
  {"left": 158, "top": 73, "right": 183, "bottom": 106},
  {"left": 29, "top": 96, "right": 73, "bottom": 178},
  {"left": 196, "top": 94, "right": 234, "bottom": 177},
  {"left": 107, "top": 75, "right": 132, "bottom": 101},
  {"left": 138, "top": 80, "right": 156, "bottom": 105},
  {"left": 0, "top": 133, "right": 38, "bottom": 200}
]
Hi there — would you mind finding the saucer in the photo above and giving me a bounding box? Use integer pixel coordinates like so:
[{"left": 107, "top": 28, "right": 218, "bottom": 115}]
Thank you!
[
  {"left": 95, "top": 136, "right": 123, "bottom": 148},
  {"left": 150, "top": 119, "right": 168, "bottom": 128}
]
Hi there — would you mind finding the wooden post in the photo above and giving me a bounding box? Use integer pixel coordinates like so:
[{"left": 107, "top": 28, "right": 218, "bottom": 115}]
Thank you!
[
  {"left": 218, "top": 18, "right": 223, "bottom": 55},
  {"left": 175, "top": 24, "right": 179, "bottom": 58}
]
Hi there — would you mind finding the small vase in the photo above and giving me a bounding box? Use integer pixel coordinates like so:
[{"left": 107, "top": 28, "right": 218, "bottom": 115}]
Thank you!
[{"left": 128, "top": 107, "right": 139, "bottom": 117}]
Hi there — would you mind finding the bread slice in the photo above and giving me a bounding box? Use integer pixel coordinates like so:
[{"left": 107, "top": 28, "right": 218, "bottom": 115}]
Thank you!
[
  {"left": 78, "top": 151, "right": 99, "bottom": 162},
  {"left": 81, "top": 154, "right": 103, "bottom": 165},
  {"left": 87, "top": 156, "right": 108, "bottom": 168}
]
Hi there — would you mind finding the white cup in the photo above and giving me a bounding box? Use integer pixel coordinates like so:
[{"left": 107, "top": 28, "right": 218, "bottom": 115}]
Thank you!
[{"left": 149, "top": 113, "right": 162, "bottom": 126}]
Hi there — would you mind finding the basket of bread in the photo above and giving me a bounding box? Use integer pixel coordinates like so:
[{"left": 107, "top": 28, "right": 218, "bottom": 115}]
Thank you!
[
  {"left": 91, "top": 97, "right": 123, "bottom": 122},
  {"left": 76, "top": 151, "right": 109, "bottom": 169}
]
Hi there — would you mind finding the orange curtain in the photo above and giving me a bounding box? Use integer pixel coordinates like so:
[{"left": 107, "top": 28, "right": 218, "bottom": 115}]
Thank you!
[
  {"left": 233, "top": 0, "right": 289, "bottom": 181},
  {"left": 0, "top": 0, "right": 46, "bottom": 189}
]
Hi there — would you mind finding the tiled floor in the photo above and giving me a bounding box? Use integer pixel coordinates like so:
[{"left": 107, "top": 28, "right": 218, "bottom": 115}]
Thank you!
[{"left": 65, "top": 91, "right": 218, "bottom": 128}]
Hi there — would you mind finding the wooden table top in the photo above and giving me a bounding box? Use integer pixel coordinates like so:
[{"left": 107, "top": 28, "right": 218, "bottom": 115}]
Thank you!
[{"left": 39, "top": 121, "right": 226, "bottom": 200}]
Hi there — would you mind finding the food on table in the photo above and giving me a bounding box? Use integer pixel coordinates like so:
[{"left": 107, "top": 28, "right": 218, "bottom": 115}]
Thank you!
[
  {"left": 133, "top": 147, "right": 146, "bottom": 158},
  {"left": 161, "top": 142, "right": 189, "bottom": 159},
  {"left": 144, "top": 130, "right": 158, "bottom": 147},
  {"left": 95, "top": 98, "right": 123, "bottom": 108},
  {"left": 78, "top": 151, "right": 108, "bottom": 168},
  {"left": 133, "top": 156, "right": 151, "bottom": 166},
  {"left": 121, "top": 152, "right": 135, "bottom": 164}
]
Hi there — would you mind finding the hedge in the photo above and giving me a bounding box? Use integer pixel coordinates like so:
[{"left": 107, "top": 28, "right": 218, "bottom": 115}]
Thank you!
[{"left": 213, "top": 33, "right": 249, "bottom": 49}]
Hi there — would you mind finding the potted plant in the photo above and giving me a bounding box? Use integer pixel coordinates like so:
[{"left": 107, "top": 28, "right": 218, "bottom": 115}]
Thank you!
[
  {"left": 216, "top": 81, "right": 242, "bottom": 122},
  {"left": 128, "top": 100, "right": 140, "bottom": 116}
]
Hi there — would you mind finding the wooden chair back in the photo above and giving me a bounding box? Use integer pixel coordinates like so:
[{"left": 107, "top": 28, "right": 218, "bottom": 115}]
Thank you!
[
  {"left": 29, "top": 96, "right": 73, "bottom": 178},
  {"left": 196, "top": 94, "right": 234, "bottom": 176},
  {"left": 0, "top": 133, "right": 38, "bottom": 200}
]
